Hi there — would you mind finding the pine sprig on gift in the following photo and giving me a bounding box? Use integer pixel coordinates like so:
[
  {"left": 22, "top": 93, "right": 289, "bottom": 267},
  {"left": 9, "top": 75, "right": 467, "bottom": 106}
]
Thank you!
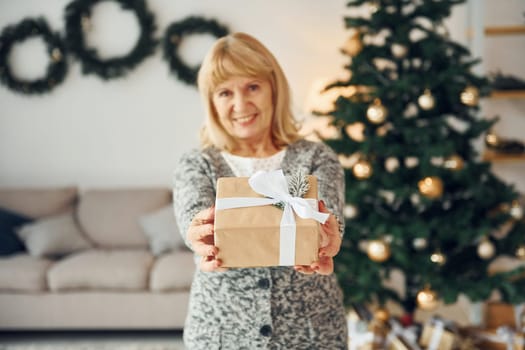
[{"left": 287, "top": 171, "right": 310, "bottom": 198}]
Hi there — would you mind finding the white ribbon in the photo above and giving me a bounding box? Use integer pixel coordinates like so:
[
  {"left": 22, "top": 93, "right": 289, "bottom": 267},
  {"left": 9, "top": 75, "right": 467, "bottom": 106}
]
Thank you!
[
  {"left": 427, "top": 318, "right": 445, "bottom": 350},
  {"left": 387, "top": 319, "right": 422, "bottom": 350},
  {"left": 215, "top": 169, "right": 329, "bottom": 266},
  {"left": 497, "top": 326, "right": 516, "bottom": 350}
]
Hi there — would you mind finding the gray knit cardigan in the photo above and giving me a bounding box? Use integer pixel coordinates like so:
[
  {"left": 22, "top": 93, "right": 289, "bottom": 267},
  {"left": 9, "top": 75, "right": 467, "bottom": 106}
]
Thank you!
[{"left": 173, "top": 139, "right": 348, "bottom": 350}]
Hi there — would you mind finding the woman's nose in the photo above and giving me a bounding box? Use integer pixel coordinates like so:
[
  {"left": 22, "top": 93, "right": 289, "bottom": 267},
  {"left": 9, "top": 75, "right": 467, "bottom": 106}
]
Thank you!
[{"left": 232, "top": 93, "right": 248, "bottom": 112}]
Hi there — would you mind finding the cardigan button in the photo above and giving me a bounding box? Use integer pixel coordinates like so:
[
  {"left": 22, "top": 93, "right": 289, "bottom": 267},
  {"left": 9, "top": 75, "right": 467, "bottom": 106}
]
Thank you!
[
  {"left": 260, "top": 324, "right": 272, "bottom": 337},
  {"left": 257, "top": 278, "right": 270, "bottom": 289}
]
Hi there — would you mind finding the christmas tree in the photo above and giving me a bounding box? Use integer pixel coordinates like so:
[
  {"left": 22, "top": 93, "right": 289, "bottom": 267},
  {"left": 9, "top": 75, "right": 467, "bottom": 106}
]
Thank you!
[{"left": 320, "top": 0, "right": 525, "bottom": 317}]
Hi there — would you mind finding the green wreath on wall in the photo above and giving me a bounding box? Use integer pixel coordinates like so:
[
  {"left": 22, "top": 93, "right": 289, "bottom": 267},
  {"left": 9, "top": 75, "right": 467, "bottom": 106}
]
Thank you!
[
  {"left": 162, "top": 16, "right": 229, "bottom": 86},
  {"left": 0, "top": 17, "right": 68, "bottom": 95},
  {"left": 64, "top": 0, "right": 157, "bottom": 80}
]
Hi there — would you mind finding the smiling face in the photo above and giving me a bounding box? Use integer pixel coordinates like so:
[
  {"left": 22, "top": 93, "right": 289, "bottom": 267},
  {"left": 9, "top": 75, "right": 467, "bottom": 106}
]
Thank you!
[{"left": 212, "top": 76, "right": 274, "bottom": 146}]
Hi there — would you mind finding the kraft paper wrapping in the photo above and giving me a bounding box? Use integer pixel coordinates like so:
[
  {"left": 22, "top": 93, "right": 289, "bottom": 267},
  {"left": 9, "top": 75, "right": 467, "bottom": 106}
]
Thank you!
[{"left": 214, "top": 175, "right": 320, "bottom": 268}]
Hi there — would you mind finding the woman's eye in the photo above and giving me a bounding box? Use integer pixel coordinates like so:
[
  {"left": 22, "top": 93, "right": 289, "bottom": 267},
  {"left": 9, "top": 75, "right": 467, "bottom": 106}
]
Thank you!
[
  {"left": 248, "top": 84, "right": 260, "bottom": 91},
  {"left": 218, "top": 90, "right": 231, "bottom": 97}
]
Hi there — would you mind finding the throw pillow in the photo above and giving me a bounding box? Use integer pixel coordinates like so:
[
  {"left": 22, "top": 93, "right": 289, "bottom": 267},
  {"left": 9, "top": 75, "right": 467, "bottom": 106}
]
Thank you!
[
  {"left": 0, "top": 207, "right": 33, "bottom": 256},
  {"left": 139, "top": 205, "right": 184, "bottom": 256},
  {"left": 16, "top": 212, "right": 93, "bottom": 258}
]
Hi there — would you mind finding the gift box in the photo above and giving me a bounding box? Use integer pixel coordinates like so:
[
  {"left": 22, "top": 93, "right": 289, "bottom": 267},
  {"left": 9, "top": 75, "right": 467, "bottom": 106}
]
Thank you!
[
  {"left": 461, "top": 326, "right": 524, "bottom": 350},
  {"left": 214, "top": 170, "right": 327, "bottom": 268},
  {"left": 485, "top": 301, "right": 523, "bottom": 330},
  {"left": 419, "top": 316, "right": 457, "bottom": 350},
  {"left": 347, "top": 304, "right": 375, "bottom": 350}
]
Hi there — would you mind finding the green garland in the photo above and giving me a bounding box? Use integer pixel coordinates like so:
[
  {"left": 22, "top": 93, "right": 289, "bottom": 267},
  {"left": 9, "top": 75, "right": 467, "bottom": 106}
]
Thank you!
[
  {"left": 162, "top": 16, "right": 229, "bottom": 86},
  {"left": 64, "top": 0, "right": 157, "bottom": 80},
  {"left": 0, "top": 17, "right": 68, "bottom": 95}
]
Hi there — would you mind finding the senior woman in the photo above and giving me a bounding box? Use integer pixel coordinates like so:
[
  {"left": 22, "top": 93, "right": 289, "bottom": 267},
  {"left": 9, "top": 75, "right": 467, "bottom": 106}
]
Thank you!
[{"left": 173, "top": 32, "right": 347, "bottom": 349}]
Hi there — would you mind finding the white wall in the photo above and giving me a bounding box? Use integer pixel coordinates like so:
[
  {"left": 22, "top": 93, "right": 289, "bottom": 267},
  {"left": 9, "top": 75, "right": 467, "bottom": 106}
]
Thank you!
[{"left": 1, "top": 0, "right": 471, "bottom": 189}]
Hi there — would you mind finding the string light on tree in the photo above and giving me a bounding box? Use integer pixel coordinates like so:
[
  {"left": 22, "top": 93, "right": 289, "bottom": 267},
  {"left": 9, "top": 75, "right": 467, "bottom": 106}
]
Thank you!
[
  {"left": 418, "top": 89, "right": 435, "bottom": 110},
  {"left": 416, "top": 286, "right": 439, "bottom": 311},
  {"left": 443, "top": 154, "right": 464, "bottom": 171},
  {"left": 374, "top": 307, "right": 390, "bottom": 323},
  {"left": 509, "top": 200, "right": 523, "bottom": 220},
  {"left": 460, "top": 85, "right": 480, "bottom": 106},
  {"left": 418, "top": 176, "right": 444, "bottom": 199},
  {"left": 477, "top": 237, "right": 495, "bottom": 260},
  {"left": 366, "top": 239, "right": 391, "bottom": 262},
  {"left": 391, "top": 43, "right": 408, "bottom": 58},
  {"left": 367, "top": 98, "right": 388, "bottom": 124},
  {"left": 430, "top": 250, "right": 447, "bottom": 265},
  {"left": 413, "top": 237, "right": 428, "bottom": 250},
  {"left": 353, "top": 159, "right": 373, "bottom": 179},
  {"left": 516, "top": 245, "right": 525, "bottom": 260},
  {"left": 344, "top": 204, "right": 358, "bottom": 219}
]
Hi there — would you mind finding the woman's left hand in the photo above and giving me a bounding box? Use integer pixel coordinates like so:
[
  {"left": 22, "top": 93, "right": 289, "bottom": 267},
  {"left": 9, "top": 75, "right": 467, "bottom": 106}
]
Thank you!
[{"left": 294, "top": 200, "right": 341, "bottom": 275}]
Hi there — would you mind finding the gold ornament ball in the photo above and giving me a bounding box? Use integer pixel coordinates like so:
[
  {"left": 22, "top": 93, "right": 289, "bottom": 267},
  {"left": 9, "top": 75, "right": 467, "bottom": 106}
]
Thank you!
[
  {"left": 477, "top": 239, "right": 495, "bottom": 260},
  {"left": 343, "top": 33, "right": 363, "bottom": 57},
  {"left": 366, "top": 99, "right": 388, "bottom": 124},
  {"left": 485, "top": 131, "right": 499, "bottom": 147},
  {"left": 367, "top": 240, "right": 391, "bottom": 262},
  {"left": 418, "top": 176, "right": 444, "bottom": 199},
  {"left": 516, "top": 245, "right": 525, "bottom": 260},
  {"left": 444, "top": 154, "right": 464, "bottom": 171},
  {"left": 509, "top": 201, "right": 523, "bottom": 220},
  {"left": 460, "top": 86, "right": 480, "bottom": 106},
  {"left": 416, "top": 287, "right": 439, "bottom": 311},
  {"left": 418, "top": 89, "right": 435, "bottom": 110},
  {"left": 353, "top": 160, "right": 373, "bottom": 179},
  {"left": 374, "top": 307, "right": 390, "bottom": 322},
  {"left": 344, "top": 204, "right": 358, "bottom": 219}
]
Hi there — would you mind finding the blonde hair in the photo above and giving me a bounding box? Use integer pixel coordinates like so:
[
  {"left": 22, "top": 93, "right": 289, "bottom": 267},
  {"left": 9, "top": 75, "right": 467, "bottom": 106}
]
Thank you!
[{"left": 197, "top": 32, "right": 300, "bottom": 151}]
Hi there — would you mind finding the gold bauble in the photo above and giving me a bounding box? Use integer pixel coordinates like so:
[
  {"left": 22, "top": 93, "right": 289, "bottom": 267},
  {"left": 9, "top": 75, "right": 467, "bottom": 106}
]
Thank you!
[
  {"left": 343, "top": 32, "right": 363, "bottom": 57},
  {"left": 418, "top": 176, "right": 444, "bottom": 199},
  {"left": 367, "top": 240, "right": 391, "bottom": 262},
  {"left": 418, "top": 89, "right": 435, "bottom": 110},
  {"left": 460, "top": 86, "right": 480, "bottom": 106},
  {"left": 374, "top": 307, "right": 390, "bottom": 322},
  {"left": 443, "top": 154, "right": 464, "bottom": 171},
  {"left": 338, "top": 154, "right": 358, "bottom": 169},
  {"left": 516, "top": 245, "right": 525, "bottom": 260},
  {"left": 485, "top": 131, "right": 499, "bottom": 146},
  {"left": 416, "top": 287, "right": 439, "bottom": 311},
  {"left": 345, "top": 122, "right": 366, "bottom": 142},
  {"left": 477, "top": 238, "right": 495, "bottom": 260},
  {"left": 353, "top": 160, "right": 373, "bottom": 179},
  {"left": 509, "top": 200, "right": 523, "bottom": 220},
  {"left": 430, "top": 251, "right": 446, "bottom": 265},
  {"left": 366, "top": 99, "right": 388, "bottom": 124}
]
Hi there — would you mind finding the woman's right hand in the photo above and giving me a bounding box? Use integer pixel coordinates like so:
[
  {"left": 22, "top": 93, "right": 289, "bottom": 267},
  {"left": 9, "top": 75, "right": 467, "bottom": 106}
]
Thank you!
[{"left": 187, "top": 206, "right": 226, "bottom": 272}]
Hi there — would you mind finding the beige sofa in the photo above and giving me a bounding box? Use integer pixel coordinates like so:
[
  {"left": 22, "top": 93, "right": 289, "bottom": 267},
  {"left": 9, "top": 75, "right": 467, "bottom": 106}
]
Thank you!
[{"left": 0, "top": 186, "right": 194, "bottom": 330}]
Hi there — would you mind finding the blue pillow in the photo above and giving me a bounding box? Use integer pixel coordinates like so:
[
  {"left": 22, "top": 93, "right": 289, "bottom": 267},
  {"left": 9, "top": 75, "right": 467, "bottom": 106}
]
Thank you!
[{"left": 0, "top": 207, "right": 33, "bottom": 256}]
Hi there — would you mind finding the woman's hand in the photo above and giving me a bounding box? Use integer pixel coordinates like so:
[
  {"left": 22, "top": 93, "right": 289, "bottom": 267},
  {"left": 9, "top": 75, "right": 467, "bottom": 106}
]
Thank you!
[
  {"left": 187, "top": 206, "right": 226, "bottom": 272},
  {"left": 294, "top": 200, "right": 341, "bottom": 276}
]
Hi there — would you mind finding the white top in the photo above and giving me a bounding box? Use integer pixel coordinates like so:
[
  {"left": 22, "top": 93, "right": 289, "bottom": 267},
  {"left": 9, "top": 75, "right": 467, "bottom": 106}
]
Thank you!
[{"left": 221, "top": 149, "right": 286, "bottom": 177}]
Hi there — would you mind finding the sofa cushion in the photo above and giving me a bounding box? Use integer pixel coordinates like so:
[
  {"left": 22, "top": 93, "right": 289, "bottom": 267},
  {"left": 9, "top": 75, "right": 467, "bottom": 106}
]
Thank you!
[
  {"left": 77, "top": 189, "right": 170, "bottom": 248},
  {"left": 0, "top": 208, "right": 33, "bottom": 256},
  {"left": 16, "top": 212, "right": 93, "bottom": 258},
  {"left": 0, "top": 254, "right": 53, "bottom": 292},
  {"left": 48, "top": 249, "right": 154, "bottom": 291},
  {"left": 140, "top": 205, "right": 185, "bottom": 256},
  {"left": 150, "top": 250, "right": 195, "bottom": 292},
  {"left": 0, "top": 187, "right": 78, "bottom": 219}
]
